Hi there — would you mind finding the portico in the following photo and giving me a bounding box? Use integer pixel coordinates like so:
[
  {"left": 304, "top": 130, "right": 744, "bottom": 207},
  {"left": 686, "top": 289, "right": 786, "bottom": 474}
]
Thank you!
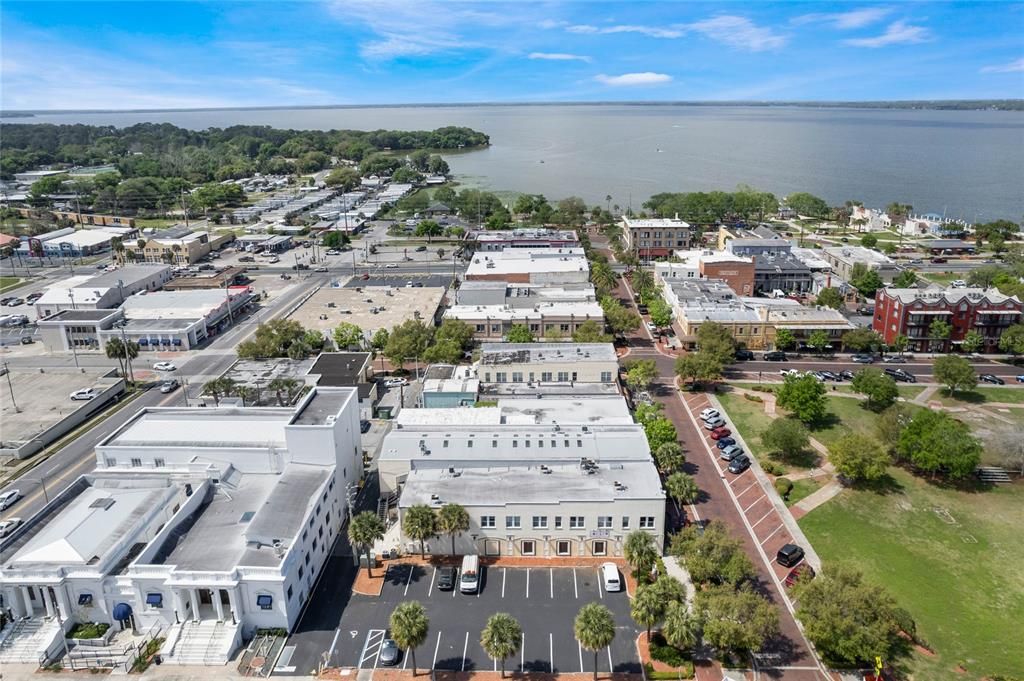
[{"left": 168, "top": 585, "right": 240, "bottom": 624}]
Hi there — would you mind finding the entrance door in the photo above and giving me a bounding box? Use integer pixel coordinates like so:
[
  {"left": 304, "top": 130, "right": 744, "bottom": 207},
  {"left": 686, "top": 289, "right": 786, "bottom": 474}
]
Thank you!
[{"left": 484, "top": 539, "right": 501, "bottom": 556}]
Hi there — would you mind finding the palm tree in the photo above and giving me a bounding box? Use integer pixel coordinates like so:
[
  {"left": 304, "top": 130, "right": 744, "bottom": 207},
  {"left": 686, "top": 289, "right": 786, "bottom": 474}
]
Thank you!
[
  {"left": 348, "top": 511, "right": 386, "bottom": 577},
  {"left": 105, "top": 337, "right": 126, "bottom": 377},
  {"left": 202, "top": 377, "right": 236, "bottom": 406},
  {"left": 590, "top": 261, "right": 618, "bottom": 295},
  {"left": 631, "top": 268, "right": 655, "bottom": 297},
  {"left": 661, "top": 601, "right": 700, "bottom": 652},
  {"left": 268, "top": 377, "right": 303, "bottom": 406},
  {"left": 650, "top": 574, "right": 686, "bottom": 604},
  {"left": 605, "top": 194, "right": 612, "bottom": 214},
  {"left": 623, "top": 530, "right": 658, "bottom": 580},
  {"left": 403, "top": 504, "right": 436, "bottom": 558},
  {"left": 480, "top": 613, "right": 522, "bottom": 678},
  {"left": 654, "top": 442, "right": 684, "bottom": 474},
  {"left": 631, "top": 585, "right": 665, "bottom": 639},
  {"left": 390, "top": 601, "right": 429, "bottom": 675},
  {"left": 574, "top": 603, "right": 616, "bottom": 681},
  {"left": 665, "top": 472, "right": 700, "bottom": 506},
  {"left": 436, "top": 503, "right": 470, "bottom": 556}
]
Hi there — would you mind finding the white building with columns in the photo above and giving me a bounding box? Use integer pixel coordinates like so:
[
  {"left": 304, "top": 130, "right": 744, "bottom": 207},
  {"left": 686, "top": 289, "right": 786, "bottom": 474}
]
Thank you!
[{"left": 0, "top": 386, "right": 361, "bottom": 666}]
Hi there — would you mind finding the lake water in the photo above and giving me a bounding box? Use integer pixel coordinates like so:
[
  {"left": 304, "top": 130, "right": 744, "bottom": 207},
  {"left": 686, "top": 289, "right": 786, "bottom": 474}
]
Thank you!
[{"left": 18, "top": 105, "right": 1024, "bottom": 220}]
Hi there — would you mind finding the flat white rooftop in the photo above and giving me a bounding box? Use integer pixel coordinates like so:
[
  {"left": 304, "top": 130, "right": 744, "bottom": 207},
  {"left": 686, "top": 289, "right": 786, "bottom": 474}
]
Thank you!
[
  {"left": 446, "top": 301, "right": 603, "bottom": 321},
  {"left": 122, "top": 289, "right": 246, "bottom": 320},
  {"left": 400, "top": 462, "right": 662, "bottom": 507},
  {"left": 106, "top": 408, "right": 293, "bottom": 449},
  {"left": 480, "top": 342, "right": 618, "bottom": 364},
  {"left": 396, "top": 396, "right": 632, "bottom": 428},
  {"left": 466, "top": 248, "right": 588, "bottom": 276},
  {"left": 624, "top": 217, "right": 690, "bottom": 228}
]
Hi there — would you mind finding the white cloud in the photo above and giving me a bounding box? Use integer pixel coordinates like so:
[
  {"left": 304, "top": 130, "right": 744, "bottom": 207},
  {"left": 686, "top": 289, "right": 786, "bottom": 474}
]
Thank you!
[
  {"left": 792, "top": 7, "right": 892, "bottom": 29},
  {"left": 683, "top": 15, "right": 787, "bottom": 51},
  {"left": 538, "top": 19, "right": 567, "bottom": 30},
  {"left": 844, "top": 20, "right": 932, "bottom": 48},
  {"left": 980, "top": 57, "right": 1024, "bottom": 73},
  {"left": 594, "top": 72, "right": 673, "bottom": 87},
  {"left": 567, "top": 23, "right": 682, "bottom": 38},
  {"left": 528, "top": 52, "right": 591, "bottom": 63}
]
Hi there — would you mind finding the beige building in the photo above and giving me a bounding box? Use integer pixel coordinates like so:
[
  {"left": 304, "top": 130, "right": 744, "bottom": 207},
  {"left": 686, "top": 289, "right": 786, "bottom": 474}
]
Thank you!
[
  {"left": 118, "top": 227, "right": 234, "bottom": 265},
  {"left": 477, "top": 343, "right": 619, "bottom": 384}
]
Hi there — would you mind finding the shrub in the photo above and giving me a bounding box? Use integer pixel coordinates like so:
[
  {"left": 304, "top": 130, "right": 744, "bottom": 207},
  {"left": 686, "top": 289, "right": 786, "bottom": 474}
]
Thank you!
[
  {"left": 750, "top": 385, "right": 775, "bottom": 394},
  {"left": 648, "top": 633, "right": 689, "bottom": 668},
  {"left": 743, "top": 394, "right": 764, "bottom": 403},
  {"left": 774, "top": 477, "right": 794, "bottom": 497},
  {"left": 761, "top": 460, "right": 783, "bottom": 475},
  {"left": 643, "top": 662, "right": 696, "bottom": 680}
]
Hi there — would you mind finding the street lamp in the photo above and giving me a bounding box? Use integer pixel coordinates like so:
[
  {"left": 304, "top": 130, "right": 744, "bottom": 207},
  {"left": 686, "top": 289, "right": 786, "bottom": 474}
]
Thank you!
[
  {"left": 114, "top": 319, "right": 135, "bottom": 385},
  {"left": 3, "top": 361, "right": 18, "bottom": 413}
]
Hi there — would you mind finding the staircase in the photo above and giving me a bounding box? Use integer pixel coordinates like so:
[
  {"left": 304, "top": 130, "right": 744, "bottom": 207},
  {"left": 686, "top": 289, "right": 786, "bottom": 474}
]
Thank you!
[
  {"left": 0, "top": 618, "right": 62, "bottom": 665},
  {"left": 977, "top": 467, "right": 1012, "bottom": 484},
  {"left": 168, "top": 620, "right": 237, "bottom": 665}
]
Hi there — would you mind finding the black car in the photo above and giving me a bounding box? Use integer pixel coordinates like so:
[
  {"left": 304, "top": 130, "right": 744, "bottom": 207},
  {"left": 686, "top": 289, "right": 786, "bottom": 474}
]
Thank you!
[
  {"left": 818, "top": 370, "right": 838, "bottom": 381},
  {"left": 360, "top": 419, "right": 371, "bottom": 433},
  {"left": 838, "top": 370, "right": 855, "bottom": 381},
  {"left": 437, "top": 566, "right": 457, "bottom": 591},
  {"left": 727, "top": 455, "right": 751, "bottom": 474},
  {"left": 415, "top": 245, "right": 428, "bottom": 252},
  {"left": 637, "top": 304, "right": 649, "bottom": 315},
  {"left": 734, "top": 348, "right": 755, "bottom": 361},
  {"left": 776, "top": 543, "right": 805, "bottom": 568},
  {"left": 884, "top": 368, "right": 917, "bottom": 383},
  {"left": 715, "top": 437, "right": 736, "bottom": 450},
  {"left": 979, "top": 374, "right": 1005, "bottom": 385},
  {"left": 19, "top": 336, "right": 33, "bottom": 345},
  {"left": 764, "top": 351, "right": 787, "bottom": 361}
]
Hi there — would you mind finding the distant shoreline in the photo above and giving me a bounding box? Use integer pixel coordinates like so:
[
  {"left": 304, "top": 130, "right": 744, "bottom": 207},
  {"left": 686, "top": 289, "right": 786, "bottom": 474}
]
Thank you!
[{"left": 5, "top": 99, "right": 1023, "bottom": 116}]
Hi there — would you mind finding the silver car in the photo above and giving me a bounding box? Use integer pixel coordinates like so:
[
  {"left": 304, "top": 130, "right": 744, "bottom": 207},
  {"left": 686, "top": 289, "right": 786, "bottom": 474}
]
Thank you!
[{"left": 379, "top": 638, "right": 401, "bottom": 666}]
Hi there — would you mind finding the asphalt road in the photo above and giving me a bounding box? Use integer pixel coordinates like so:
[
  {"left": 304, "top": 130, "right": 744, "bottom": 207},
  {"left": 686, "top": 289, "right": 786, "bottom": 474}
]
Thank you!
[
  {"left": 732, "top": 356, "right": 1022, "bottom": 383},
  {"left": 0, "top": 273, "right": 325, "bottom": 527}
]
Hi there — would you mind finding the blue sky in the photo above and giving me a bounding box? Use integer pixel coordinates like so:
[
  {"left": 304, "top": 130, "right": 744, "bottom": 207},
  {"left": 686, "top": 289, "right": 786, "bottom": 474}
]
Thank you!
[{"left": 2, "top": 1, "right": 1023, "bottom": 110}]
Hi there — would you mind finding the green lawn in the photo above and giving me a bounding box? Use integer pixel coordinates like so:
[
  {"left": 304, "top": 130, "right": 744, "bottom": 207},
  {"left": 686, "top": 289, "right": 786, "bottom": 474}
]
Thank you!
[
  {"left": 922, "top": 271, "right": 962, "bottom": 285},
  {"left": 800, "top": 468, "right": 1024, "bottom": 680},
  {"left": 728, "top": 382, "right": 924, "bottom": 400},
  {"left": 786, "top": 477, "right": 823, "bottom": 506},
  {"left": 133, "top": 217, "right": 180, "bottom": 229},
  {"left": 716, "top": 392, "right": 776, "bottom": 462},
  {"left": 0, "top": 276, "right": 22, "bottom": 292},
  {"left": 809, "top": 396, "right": 925, "bottom": 449},
  {"left": 930, "top": 385, "right": 1024, "bottom": 406}
]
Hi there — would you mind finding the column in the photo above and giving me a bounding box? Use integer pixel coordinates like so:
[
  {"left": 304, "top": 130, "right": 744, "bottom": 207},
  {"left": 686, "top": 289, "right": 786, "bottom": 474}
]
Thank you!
[
  {"left": 226, "top": 588, "right": 239, "bottom": 625},
  {"left": 4, "top": 587, "right": 24, "bottom": 618},
  {"left": 171, "top": 590, "right": 185, "bottom": 624},
  {"left": 43, "top": 589, "right": 55, "bottom": 618},
  {"left": 213, "top": 589, "right": 225, "bottom": 622},
  {"left": 55, "top": 588, "right": 71, "bottom": 621},
  {"left": 20, "top": 586, "right": 34, "bottom": 616},
  {"left": 188, "top": 589, "right": 200, "bottom": 622}
]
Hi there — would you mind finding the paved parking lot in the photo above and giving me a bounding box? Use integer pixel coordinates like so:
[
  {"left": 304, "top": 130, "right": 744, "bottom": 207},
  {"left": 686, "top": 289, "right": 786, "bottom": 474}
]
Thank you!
[{"left": 286, "top": 563, "right": 640, "bottom": 676}]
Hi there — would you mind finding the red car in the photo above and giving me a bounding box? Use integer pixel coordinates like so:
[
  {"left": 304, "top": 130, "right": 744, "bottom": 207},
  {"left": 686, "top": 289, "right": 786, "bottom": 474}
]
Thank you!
[
  {"left": 784, "top": 564, "right": 816, "bottom": 588},
  {"left": 710, "top": 427, "right": 732, "bottom": 440}
]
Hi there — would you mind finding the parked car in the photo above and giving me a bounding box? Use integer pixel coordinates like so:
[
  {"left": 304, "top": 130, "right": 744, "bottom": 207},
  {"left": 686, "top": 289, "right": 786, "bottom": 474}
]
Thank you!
[
  {"left": 715, "top": 437, "right": 736, "bottom": 450},
  {"left": 5, "top": 298, "right": 24, "bottom": 306},
  {"left": 153, "top": 361, "right": 177, "bottom": 371},
  {"left": 818, "top": 370, "right": 838, "bottom": 381},
  {"left": 437, "top": 566, "right": 457, "bottom": 591},
  {"left": 1016, "top": 375, "right": 1024, "bottom": 383},
  {"left": 314, "top": 266, "right": 328, "bottom": 272},
  {"left": 734, "top": 348, "right": 754, "bottom": 360},
  {"left": 882, "top": 356, "right": 907, "bottom": 364},
  {"left": 931, "top": 257, "right": 948, "bottom": 264},
  {"left": 784, "top": 563, "right": 816, "bottom": 588},
  {"left": 360, "top": 420, "right": 371, "bottom": 433},
  {"left": 19, "top": 335, "right": 33, "bottom": 345},
  {"left": 159, "top": 380, "right": 180, "bottom": 394},
  {"left": 26, "top": 292, "right": 43, "bottom": 302},
  {"left": 385, "top": 378, "right": 408, "bottom": 388},
  {"left": 415, "top": 246, "right": 427, "bottom": 252},
  {"left": 884, "top": 368, "right": 916, "bottom": 383},
  {"left": 710, "top": 427, "right": 732, "bottom": 440},
  {"left": 703, "top": 416, "right": 726, "bottom": 430},
  {"left": 776, "top": 543, "right": 805, "bottom": 568},
  {"left": 0, "top": 489, "right": 21, "bottom": 511},
  {"left": 856, "top": 306, "right": 875, "bottom": 315},
  {"left": 727, "top": 455, "right": 752, "bottom": 474},
  {"left": 699, "top": 408, "right": 720, "bottom": 421},
  {"left": 385, "top": 263, "right": 399, "bottom": 269},
  {"left": 851, "top": 354, "right": 875, "bottom": 364},
  {"left": 950, "top": 279, "right": 967, "bottom": 288},
  {"left": 325, "top": 249, "right": 341, "bottom": 255},
  {"left": 979, "top": 373, "right": 1005, "bottom": 385},
  {"left": 239, "top": 256, "right": 255, "bottom": 262},
  {"left": 838, "top": 370, "right": 855, "bottom": 381},
  {"left": 720, "top": 444, "right": 745, "bottom": 461},
  {"left": 764, "top": 351, "right": 787, "bottom": 361},
  {"left": 0, "top": 517, "right": 23, "bottom": 538},
  {"left": 70, "top": 388, "right": 100, "bottom": 401},
  {"left": 379, "top": 639, "right": 401, "bottom": 667}
]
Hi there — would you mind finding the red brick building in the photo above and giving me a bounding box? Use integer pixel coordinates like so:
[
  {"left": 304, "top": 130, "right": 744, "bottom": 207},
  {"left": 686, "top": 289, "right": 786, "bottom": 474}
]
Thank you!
[{"left": 873, "top": 286, "right": 1023, "bottom": 353}]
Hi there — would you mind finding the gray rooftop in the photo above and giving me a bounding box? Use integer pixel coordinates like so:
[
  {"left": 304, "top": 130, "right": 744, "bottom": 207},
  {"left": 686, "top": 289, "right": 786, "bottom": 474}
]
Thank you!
[
  {"left": 479, "top": 383, "right": 621, "bottom": 398},
  {"left": 293, "top": 388, "right": 352, "bottom": 425},
  {"left": 754, "top": 253, "right": 812, "bottom": 273},
  {"left": 41, "top": 309, "right": 120, "bottom": 322},
  {"left": 480, "top": 342, "right": 618, "bottom": 365},
  {"left": 121, "top": 317, "right": 200, "bottom": 331},
  {"left": 399, "top": 462, "right": 663, "bottom": 507},
  {"left": 87, "top": 264, "right": 171, "bottom": 288}
]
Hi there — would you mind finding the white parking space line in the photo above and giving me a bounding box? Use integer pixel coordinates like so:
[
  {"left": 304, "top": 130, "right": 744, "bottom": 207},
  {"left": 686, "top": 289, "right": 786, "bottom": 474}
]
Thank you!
[
  {"left": 597, "top": 570, "right": 603, "bottom": 599},
  {"left": 760, "top": 523, "right": 785, "bottom": 545},
  {"left": 550, "top": 568, "right": 554, "bottom": 599},
  {"left": 578, "top": 641, "right": 584, "bottom": 673},
  {"left": 549, "top": 633, "right": 553, "bottom": 672},
  {"left": 358, "top": 629, "right": 386, "bottom": 669},
  {"left": 607, "top": 646, "right": 613, "bottom": 671},
  {"left": 736, "top": 481, "right": 759, "bottom": 498},
  {"left": 404, "top": 564, "right": 414, "bottom": 596},
  {"left": 502, "top": 568, "right": 507, "bottom": 598},
  {"left": 743, "top": 495, "right": 767, "bottom": 514},
  {"left": 521, "top": 632, "right": 525, "bottom": 670},
  {"left": 431, "top": 631, "right": 442, "bottom": 669},
  {"left": 526, "top": 568, "right": 530, "bottom": 598},
  {"left": 461, "top": 632, "right": 469, "bottom": 671},
  {"left": 402, "top": 647, "right": 409, "bottom": 670},
  {"left": 573, "top": 568, "right": 578, "bottom": 599},
  {"left": 328, "top": 628, "right": 341, "bottom": 663},
  {"left": 751, "top": 509, "right": 774, "bottom": 528},
  {"left": 428, "top": 566, "right": 436, "bottom": 598}
]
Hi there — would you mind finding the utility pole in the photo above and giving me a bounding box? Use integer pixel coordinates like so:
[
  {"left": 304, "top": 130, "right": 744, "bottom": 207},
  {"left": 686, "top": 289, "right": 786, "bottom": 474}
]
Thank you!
[
  {"left": 3, "top": 362, "right": 18, "bottom": 413},
  {"left": 180, "top": 190, "right": 190, "bottom": 228}
]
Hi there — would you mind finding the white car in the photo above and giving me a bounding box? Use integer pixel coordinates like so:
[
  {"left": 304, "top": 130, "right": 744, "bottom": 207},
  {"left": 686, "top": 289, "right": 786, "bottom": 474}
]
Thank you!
[
  {"left": 0, "top": 517, "right": 22, "bottom": 538},
  {"left": 703, "top": 417, "right": 727, "bottom": 430},
  {"left": 314, "top": 266, "right": 328, "bottom": 272},
  {"left": 325, "top": 249, "right": 341, "bottom": 256},
  {"left": 70, "top": 388, "right": 100, "bottom": 401},
  {"left": 699, "top": 408, "right": 721, "bottom": 421},
  {"left": 153, "top": 362, "right": 177, "bottom": 372},
  {"left": 0, "top": 489, "right": 21, "bottom": 511},
  {"left": 385, "top": 378, "right": 408, "bottom": 388},
  {"left": 385, "top": 263, "right": 399, "bottom": 269},
  {"left": 950, "top": 279, "right": 966, "bottom": 288}
]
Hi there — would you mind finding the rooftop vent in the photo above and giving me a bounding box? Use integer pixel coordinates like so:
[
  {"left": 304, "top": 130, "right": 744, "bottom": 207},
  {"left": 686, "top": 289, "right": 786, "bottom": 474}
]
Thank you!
[{"left": 89, "top": 497, "right": 115, "bottom": 510}]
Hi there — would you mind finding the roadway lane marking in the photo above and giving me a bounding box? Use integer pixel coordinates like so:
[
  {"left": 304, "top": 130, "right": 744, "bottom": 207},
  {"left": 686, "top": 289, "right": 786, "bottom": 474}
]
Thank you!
[
  {"left": 428, "top": 566, "right": 436, "bottom": 598},
  {"left": 760, "top": 523, "right": 785, "bottom": 546},
  {"left": 502, "top": 568, "right": 507, "bottom": 598},
  {"left": 751, "top": 509, "right": 775, "bottom": 528},
  {"left": 431, "top": 631, "right": 442, "bottom": 669},
  {"left": 404, "top": 564, "right": 414, "bottom": 596},
  {"left": 743, "top": 495, "right": 767, "bottom": 514},
  {"left": 358, "top": 629, "right": 386, "bottom": 668},
  {"left": 573, "top": 568, "right": 578, "bottom": 599},
  {"left": 461, "top": 632, "right": 469, "bottom": 671}
]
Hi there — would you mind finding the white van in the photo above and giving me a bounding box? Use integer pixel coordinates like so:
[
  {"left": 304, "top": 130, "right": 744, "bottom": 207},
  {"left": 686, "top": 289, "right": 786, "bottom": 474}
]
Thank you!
[
  {"left": 459, "top": 554, "right": 480, "bottom": 594},
  {"left": 601, "top": 562, "right": 621, "bottom": 592}
]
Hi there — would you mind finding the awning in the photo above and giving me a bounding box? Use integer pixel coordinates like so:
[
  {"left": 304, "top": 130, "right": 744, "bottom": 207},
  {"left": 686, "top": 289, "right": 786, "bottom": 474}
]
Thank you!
[
  {"left": 979, "top": 310, "right": 1021, "bottom": 315},
  {"left": 145, "top": 593, "right": 163, "bottom": 607},
  {"left": 112, "top": 602, "right": 132, "bottom": 620},
  {"left": 908, "top": 310, "right": 952, "bottom": 315}
]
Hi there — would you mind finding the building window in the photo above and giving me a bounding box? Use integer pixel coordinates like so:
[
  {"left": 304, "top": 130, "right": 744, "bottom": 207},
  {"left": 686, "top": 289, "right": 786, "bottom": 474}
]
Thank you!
[
  {"left": 256, "top": 594, "right": 273, "bottom": 610},
  {"left": 597, "top": 516, "right": 613, "bottom": 529},
  {"left": 556, "top": 540, "right": 571, "bottom": 556},
  {"left": 532, "top": 516, "right": 548, "bottom": 529},
  {"left": 298, "top": 566, "right": 304, "bottom": 579},
  {"left": 512, "top": 372, "right": 523, "bottom": 382},
  {"left": 512, "top": 440, "right": 518, "bottom": 448},
  {"left": 541, "top": 372, "right": 552, "bottom": 382},
  {"left": 600, "top": 371, "right": 612, "bottom": 382},
  {"left": 640, "top": 516, "right": 656, "bottom": 529},
  {"left": 622, "top": 517, "right": 630, "bottom": 529},
  {"left": 505, "top": 515, "right": 521, "bottom": 529},
  {"left": 145, "top": 593, "right": 163, "bottom": 608},
  {"left": 521, "top": 540, "right": 536, "bottom": 556},
  {"left": 557, "top": 371, "right": 569, "bottom": 382},
  {"left": 496, "top": 372, "right": 507, "bottom": 383},
  {"left": 592, "top": 541, "right": 607, "bottom": 556},
  {"left": 105, "top": 457, "right": 117, "bottom": 467},
  {"left": 560, "top": 324, "right": 570, "bottom": 332},
  {"left": 569, "top": 516, "right": 585, "bottom": 529},
  {"left": 130, "top": 458, "right": 142, "bottom": 468},
  {"left": 154, "top": 458, "right": 165, "bottom": 468},
  {"left": 481, "top": 515, "right": 496, "bottom": 528},
  {"left": 287, "top": 586, "right": 293, "bottom": 600},
  {"left": 77, "top": 593, "right": 93, "bottom": 606},
  {"left": 477, "top": 325, "right": 485, "bottom": 333},
  {"left": 571, "top": 372, "right": 578, "bottom": 381},
  {"left": 554, "top": 516, "right": 562, "bottom": 529},
  {"left": 484, "top": 372, "right": 491, "bottom": 382}
]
